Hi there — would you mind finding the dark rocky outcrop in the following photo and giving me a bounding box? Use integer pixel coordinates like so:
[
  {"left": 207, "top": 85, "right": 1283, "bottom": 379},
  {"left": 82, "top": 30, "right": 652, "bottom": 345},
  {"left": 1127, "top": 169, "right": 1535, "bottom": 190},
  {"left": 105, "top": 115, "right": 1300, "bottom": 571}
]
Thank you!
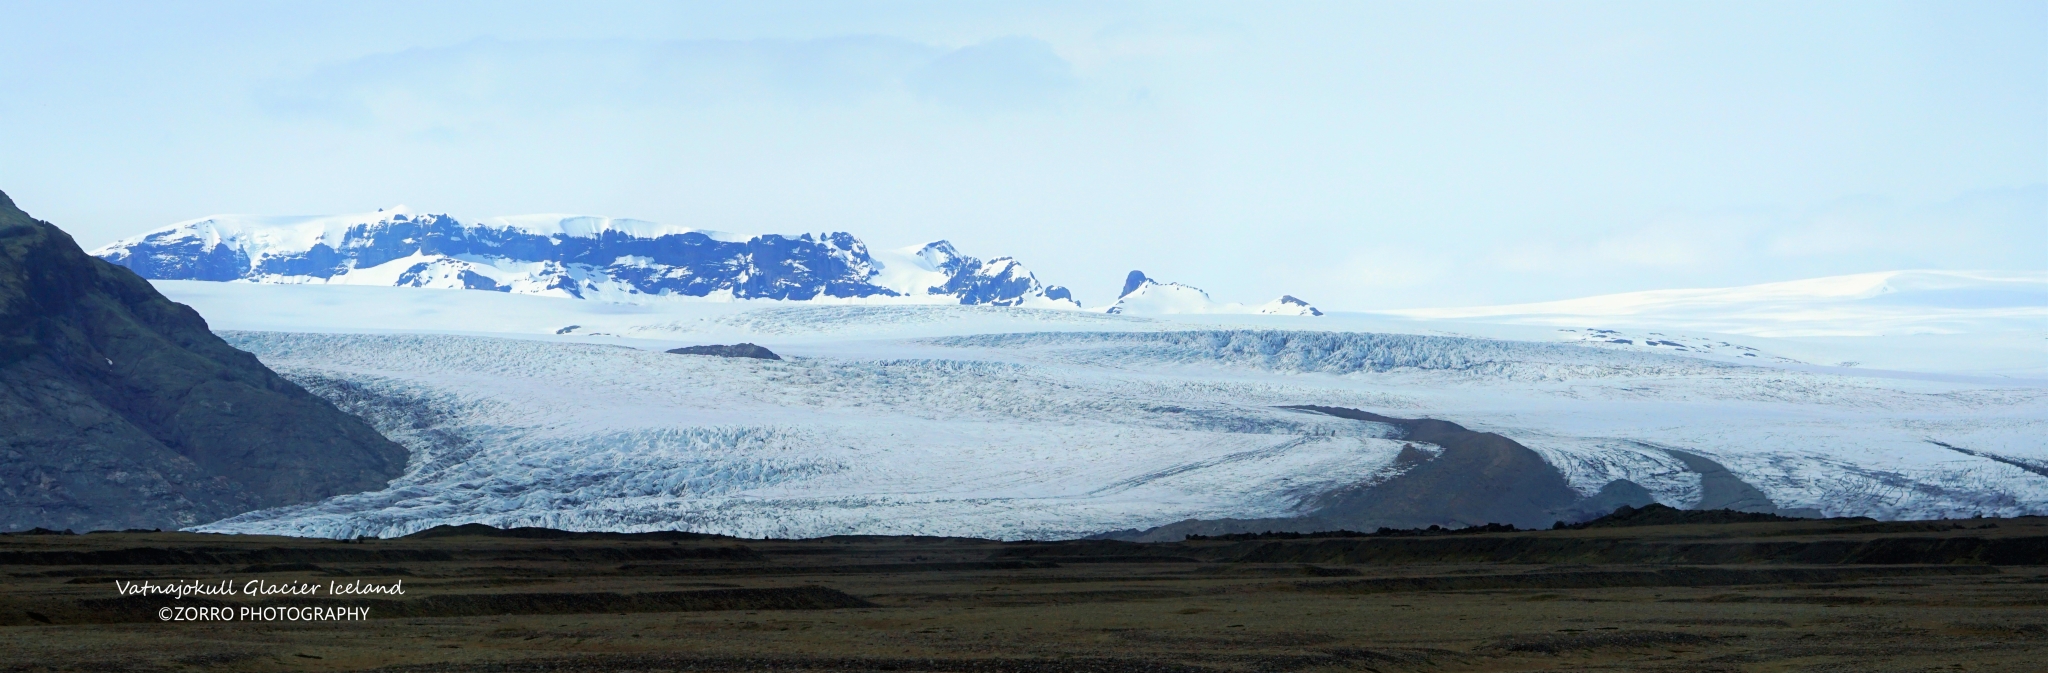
[
  {"left": 403, "top": 523, "right": 737, "bottom": 542},
  {"left": 0, "top": 190, "right": 409, "bottom": 532},
  {"left": 1549, "top": 479, "right": 1661, "bottom": 524},
  {"left": 1120, "top": 270, "right": 1149, "bottom": 298},
  {"left": 665, "top": 343, "right": 781, "bottom": 360},
  {"left": 1574, "top": 503, "right": 1810, "bottom": 529}
]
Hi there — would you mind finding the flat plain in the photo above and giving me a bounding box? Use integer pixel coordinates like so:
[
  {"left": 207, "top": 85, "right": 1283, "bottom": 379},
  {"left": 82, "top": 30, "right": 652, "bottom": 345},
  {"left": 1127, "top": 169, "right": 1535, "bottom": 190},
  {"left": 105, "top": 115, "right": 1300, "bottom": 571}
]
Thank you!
[{"left": 3, "top": 515, "right": 2046, "bottom": 672}]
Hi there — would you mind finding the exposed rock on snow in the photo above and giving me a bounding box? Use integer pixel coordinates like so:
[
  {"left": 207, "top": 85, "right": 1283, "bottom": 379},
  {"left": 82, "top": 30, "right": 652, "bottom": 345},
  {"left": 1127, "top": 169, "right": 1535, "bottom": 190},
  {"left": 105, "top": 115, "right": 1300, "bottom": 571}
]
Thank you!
[
  {"left": 1258, "top": 295, "right": 1324, "bottom": 316},
  {"left": 1106, "top": 271, "right": 1320, "bottom": 316},
  {"left": 868, "top": 241, "right": 1078, "bottom": 309},
  {"left": 666, "top": 343, "right": 782, "bottom": 360}
]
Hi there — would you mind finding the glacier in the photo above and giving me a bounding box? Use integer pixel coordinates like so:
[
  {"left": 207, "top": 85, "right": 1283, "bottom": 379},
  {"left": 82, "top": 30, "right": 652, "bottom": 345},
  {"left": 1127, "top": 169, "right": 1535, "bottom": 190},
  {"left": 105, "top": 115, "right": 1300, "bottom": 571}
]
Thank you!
[{"left": 157, "top": 279, "right": 2048, "bottom": 539}]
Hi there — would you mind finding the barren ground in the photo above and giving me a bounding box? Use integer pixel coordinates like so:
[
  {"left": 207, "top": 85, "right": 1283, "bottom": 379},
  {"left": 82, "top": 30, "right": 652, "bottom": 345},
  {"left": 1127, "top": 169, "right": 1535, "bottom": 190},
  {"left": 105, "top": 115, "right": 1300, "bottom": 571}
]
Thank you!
[{"left": 3, "top": 516, "right": 2045, "bottom": 672}]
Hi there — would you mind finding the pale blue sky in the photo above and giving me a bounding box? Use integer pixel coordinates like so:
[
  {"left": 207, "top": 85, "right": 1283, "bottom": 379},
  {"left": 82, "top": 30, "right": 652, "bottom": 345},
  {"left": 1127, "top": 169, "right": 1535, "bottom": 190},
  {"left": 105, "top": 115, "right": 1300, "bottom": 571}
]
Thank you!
[{"left": 1, "top": 1, "right": 2041, "bottom": 309}]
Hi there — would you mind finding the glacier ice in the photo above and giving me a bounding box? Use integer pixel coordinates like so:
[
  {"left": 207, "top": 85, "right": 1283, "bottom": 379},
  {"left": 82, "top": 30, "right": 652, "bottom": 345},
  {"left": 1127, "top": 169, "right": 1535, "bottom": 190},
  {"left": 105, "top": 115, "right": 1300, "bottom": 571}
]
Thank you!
[{"left": 189, "top": 326, "right": 2048, "bottom": 539}]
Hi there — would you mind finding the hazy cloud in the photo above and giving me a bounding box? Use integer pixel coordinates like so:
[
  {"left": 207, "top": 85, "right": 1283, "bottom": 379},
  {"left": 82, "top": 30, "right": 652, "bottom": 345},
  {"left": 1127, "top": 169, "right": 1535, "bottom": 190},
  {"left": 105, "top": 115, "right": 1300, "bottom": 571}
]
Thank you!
[
  {"left": 256, "top": 35, "right": 1081, "bottom": 127},
  {"left": 909, "top": 36, "right": 1077, "bottom": 110},
  {"left": 6, "top": 3, "right": 2039, "bottom": 310},
  {"left": 1488, "top": 185, "right": 2048, "bottom": 292}
]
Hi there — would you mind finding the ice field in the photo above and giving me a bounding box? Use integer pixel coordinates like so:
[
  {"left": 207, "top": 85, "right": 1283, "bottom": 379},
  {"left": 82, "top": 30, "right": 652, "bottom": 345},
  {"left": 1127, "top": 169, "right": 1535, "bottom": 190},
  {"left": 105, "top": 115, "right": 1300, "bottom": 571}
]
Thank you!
[{"left": 163, "top": 275, "right": 2048, "bottom": 539}]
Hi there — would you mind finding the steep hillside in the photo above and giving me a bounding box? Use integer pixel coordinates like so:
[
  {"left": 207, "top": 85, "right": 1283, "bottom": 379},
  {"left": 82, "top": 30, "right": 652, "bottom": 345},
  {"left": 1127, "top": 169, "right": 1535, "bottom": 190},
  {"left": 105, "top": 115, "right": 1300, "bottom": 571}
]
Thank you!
[{"left": 0, "top": 190, "right": 409, "bottom": 531}]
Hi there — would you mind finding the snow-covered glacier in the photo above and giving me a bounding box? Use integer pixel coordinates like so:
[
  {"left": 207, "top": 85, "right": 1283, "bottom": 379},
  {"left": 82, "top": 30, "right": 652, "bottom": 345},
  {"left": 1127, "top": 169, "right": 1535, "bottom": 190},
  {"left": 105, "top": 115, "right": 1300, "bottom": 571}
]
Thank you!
[
  {"left": 181, "top": 299, "right": 2048, "bottom": 539},
  {"left": 195, "top": 331, "right": 1420, "bottom": 539},
  {"left": 90, "top": 207, "right": 1079, "bottom": 307},
  {"left": 1389, "top": 269, "right": 2048, "bottom": 338}
]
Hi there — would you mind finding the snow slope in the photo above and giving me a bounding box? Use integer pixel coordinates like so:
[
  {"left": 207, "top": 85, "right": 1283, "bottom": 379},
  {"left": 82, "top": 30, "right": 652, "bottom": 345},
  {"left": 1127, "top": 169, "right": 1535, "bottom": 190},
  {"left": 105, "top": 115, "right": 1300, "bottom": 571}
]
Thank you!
[
  {"left": 1390, "top": 270, "right": 2046, "bottom": 337},
  {"left": 1384, "top": 270, "right": 2047, "bottom": 376}
]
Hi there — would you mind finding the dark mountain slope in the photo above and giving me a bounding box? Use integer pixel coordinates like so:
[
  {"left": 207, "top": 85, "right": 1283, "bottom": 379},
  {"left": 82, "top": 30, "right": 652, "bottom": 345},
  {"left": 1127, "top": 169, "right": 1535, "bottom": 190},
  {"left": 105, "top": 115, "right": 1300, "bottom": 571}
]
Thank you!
[
  {"left": 1285, "top": 405, "right": 1583, "bottom": 529},
  {"left": 0, "top": 190, "right": 408, "bottom": 531},
  {"left": 1093, "top": 406, "right": 1656, "bottom": 542}
]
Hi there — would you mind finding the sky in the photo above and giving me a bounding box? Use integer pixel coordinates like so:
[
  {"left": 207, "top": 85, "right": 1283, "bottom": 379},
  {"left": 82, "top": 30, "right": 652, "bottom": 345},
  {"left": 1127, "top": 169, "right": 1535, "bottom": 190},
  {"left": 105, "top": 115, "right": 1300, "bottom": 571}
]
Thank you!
[{"left": 0, "top": 1, "right": 2041, "bottom": 310}]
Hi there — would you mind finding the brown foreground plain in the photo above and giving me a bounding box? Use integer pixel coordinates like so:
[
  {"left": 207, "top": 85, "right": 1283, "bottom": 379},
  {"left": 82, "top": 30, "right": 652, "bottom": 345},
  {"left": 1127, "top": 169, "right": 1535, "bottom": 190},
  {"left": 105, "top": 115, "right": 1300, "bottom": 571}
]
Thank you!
[{"left": 2, "top": 513, "right": 2045, "bottom": 672}]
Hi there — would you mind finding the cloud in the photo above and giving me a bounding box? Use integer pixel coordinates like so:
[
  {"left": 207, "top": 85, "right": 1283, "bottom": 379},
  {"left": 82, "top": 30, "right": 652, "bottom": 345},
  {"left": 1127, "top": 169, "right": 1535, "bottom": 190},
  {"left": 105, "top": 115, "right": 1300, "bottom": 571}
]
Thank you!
[
  {"left": 1085, "top": 186, "right": 2039, "bottom": 311},
  {"left": 1485, "top": 184, "right": 2046, "bottom": 291},
  {"left": 255, "top": 35, "right": 1081, "bottom": 128},
  {"left": 1763, "top": 186, "right": 2046, "bottom": 265},
  {"left": 1328, "top": 250, "right": 1447, "bottom": 292},
  {"left": 908, "top": 36, "right": 1077, "bottom": 110}
]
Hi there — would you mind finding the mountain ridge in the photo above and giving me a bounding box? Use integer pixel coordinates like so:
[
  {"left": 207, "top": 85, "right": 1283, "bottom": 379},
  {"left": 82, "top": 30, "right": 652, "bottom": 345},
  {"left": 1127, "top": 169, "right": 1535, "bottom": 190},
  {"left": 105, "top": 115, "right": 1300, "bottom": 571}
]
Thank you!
[{"left": 91, "top": 207, "right": 1082, "bottom": 308}]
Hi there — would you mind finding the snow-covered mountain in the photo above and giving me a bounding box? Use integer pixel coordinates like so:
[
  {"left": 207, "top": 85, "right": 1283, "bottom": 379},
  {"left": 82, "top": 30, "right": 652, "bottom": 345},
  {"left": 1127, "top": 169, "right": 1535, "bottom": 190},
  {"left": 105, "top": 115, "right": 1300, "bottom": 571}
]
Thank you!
[
  {"left": 90, "top": 207, "right": 1080, "bottom": 308},
  {"left": 1105, "top": 271, "right": 1322, "bottom": 316},
  {"left": 868, "top": 241, "right": 1077, "bottom": 308},
  {"left": 1256, "top": 295, "right": 1325, "bottom": 317}
]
